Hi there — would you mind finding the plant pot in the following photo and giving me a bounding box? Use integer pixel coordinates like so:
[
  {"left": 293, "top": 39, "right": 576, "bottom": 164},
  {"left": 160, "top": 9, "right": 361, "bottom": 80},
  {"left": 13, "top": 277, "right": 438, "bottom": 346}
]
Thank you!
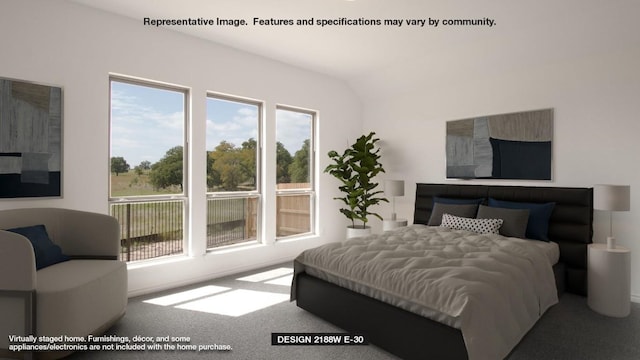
[{"left": 346, "top": 226, "right": 372, "bottom": 239}]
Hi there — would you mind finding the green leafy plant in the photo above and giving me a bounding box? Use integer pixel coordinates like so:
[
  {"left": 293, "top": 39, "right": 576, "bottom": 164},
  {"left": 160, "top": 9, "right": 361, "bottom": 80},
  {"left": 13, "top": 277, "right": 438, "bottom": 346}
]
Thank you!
[{"left": 324, "top": 132, "right": 388, "bottom": 229}]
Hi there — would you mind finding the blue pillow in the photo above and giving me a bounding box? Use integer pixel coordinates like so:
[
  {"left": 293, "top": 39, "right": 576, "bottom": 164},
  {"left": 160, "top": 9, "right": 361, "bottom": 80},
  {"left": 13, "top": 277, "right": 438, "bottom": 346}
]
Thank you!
[
  {"left": 6, "top": 224, "right": 69, "bottom": 270},
  {"left": 433, "top": 196, "right": 484, "bottom": 205},
  {"left": 487, "top": 198, "right": 555, "bottom": 241}
]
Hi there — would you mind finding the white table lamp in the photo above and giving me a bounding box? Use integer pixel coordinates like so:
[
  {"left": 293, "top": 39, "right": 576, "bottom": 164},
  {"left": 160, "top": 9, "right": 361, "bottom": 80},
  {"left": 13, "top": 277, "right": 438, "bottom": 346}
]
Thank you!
[
  {"left": 594, "top": 184, "right": 630, "bottom": 249},
  {"left": 385, "top": 180, "right": 404, "bottom": 220}
]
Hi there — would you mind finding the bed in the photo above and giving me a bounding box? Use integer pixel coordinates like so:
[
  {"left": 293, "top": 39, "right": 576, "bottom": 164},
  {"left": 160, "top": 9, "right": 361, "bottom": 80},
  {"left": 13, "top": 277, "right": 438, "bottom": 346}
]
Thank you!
[{"left": 291, "top": 183, "right": 593, "bottom": 360}]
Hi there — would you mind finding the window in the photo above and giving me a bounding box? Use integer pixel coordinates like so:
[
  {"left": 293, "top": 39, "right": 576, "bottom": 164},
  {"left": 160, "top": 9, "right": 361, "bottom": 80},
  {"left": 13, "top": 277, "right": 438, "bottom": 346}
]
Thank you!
[
  {"left": 206, "top": 94, "right": 261, "bottom": 248},
  {"left": 109, "top": 76, "right": 317, "bottom": 261},
  {"left": 275, "top": 106, "right": 315, "bottom": 238},
  {"left": 109, "top": 77, "right": 187, "bottom": 262}
]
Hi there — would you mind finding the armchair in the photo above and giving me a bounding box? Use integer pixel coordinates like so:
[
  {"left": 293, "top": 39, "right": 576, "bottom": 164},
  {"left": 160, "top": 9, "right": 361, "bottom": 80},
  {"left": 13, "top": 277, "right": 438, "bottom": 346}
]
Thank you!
[{"left": 0, "top": 208, "right": 127, "bottom": 360}]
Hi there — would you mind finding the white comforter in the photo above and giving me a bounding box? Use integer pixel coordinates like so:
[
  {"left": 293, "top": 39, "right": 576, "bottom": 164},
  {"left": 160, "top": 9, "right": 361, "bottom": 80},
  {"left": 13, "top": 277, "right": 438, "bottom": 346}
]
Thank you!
[{"left": 292, "top": 225, "right": 558, "bottom": 360}]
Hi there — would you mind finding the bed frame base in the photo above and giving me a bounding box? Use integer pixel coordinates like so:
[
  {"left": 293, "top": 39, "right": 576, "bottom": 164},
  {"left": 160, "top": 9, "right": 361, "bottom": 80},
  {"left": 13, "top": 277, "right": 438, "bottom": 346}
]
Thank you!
[{"left": 296, "top": 273, "right": 468, "bottom": 360}]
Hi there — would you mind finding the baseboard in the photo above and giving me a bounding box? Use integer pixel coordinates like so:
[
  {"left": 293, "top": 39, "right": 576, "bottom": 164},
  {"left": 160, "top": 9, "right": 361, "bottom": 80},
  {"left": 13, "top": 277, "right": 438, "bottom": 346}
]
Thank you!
[{"left": 126, "top": 256, "right": 295, "bottom": 298}]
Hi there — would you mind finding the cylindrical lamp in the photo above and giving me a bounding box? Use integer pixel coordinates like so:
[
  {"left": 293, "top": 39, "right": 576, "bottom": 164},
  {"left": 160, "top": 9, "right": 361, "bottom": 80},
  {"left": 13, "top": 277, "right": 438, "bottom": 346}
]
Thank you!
[
  {"left": 594, "top": 184, "right": 631, "bottom": 249},
  {"left": 384, "top": 180, "right": 405, "bottom": 220}
]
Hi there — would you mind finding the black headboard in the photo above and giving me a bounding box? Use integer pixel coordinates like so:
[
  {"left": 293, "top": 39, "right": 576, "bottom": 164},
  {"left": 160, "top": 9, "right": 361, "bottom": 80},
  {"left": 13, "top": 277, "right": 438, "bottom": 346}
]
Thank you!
[{"left": 413, "top": 183, "right": 593, "bottom": 295}]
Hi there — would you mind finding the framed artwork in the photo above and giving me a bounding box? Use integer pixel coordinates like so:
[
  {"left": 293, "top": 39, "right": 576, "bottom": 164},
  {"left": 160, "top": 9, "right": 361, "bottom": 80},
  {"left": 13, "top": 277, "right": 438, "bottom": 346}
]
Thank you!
[
  {"left": 0, "top": 77, "right": 62, "bottom": 198},
  {"left": 446, "top": 109, "right": 553, "bottom": 180}
]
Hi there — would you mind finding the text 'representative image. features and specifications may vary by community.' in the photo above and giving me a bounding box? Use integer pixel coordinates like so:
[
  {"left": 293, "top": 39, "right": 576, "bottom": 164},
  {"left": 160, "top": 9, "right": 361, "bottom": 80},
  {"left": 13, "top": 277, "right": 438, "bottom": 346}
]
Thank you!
[{"left": 142, "top": 16, "right": 497, "bottom": 28}]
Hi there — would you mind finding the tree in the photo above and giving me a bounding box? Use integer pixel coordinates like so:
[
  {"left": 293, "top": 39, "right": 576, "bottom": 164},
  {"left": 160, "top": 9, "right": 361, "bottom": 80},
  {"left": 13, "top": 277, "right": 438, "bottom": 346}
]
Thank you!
[
  {"left": 149, "top": 146, "right": 183, "bottom": 191},
  {"left": 240, "top": 138, "right": 257, "bottom": 187},
  {"left": 111, "top": 157, "right": 130, "bottom": 176},
  {"left": 138, "top": 160, "right": 151, "bottom": 170},
  {"left": 209, "top": 141, "right": 246, "bottom": 191},
  {"left": 206, "top": 139, "right": 259, "bottom": 191},
  {"left": 133, "top": 160, "right": 151, "bottom": 176},
  {"left": 289, "top": 139, "right": 310, "bottom": 183},
  {"left": 206, "top": 151, "right": 218, "bottom": 190},
  {"left": 276, "top": 142, "right": 292, "bottom": 184}
]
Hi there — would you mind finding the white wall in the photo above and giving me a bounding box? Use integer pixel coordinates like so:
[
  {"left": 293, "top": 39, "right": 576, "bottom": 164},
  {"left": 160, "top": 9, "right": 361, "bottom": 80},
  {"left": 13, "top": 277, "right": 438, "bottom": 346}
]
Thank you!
[
  {"left": 4, "top": 0, "right": 639, "bottom": 300},
  {"left": 357, "top": 3, "right": 640, "bottom": 298},
  {"left": 0, "top": 0, "right": 361, "bottom": 296}
]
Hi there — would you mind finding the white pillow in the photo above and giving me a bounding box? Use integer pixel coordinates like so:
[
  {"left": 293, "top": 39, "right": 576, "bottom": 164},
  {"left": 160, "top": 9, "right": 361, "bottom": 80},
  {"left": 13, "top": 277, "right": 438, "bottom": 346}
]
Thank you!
[{"left": 440, "top": 213, "right": 503, "bottom": 234}]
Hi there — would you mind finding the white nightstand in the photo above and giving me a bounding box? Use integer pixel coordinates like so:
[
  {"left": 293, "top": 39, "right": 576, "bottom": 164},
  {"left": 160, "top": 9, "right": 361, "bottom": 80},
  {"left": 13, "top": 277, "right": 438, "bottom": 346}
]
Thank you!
[
  {"left": 587, "top": 243, "right": 631, "bottom": 317},
  {"left": 383, "top": 219, "right": 408, "bottom": 231}
]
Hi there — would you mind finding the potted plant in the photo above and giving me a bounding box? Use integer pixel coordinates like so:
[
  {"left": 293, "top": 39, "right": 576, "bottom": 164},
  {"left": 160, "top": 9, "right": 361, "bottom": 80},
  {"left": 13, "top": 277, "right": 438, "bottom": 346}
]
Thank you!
[{"left": 324, "top": 132, "right": 388, "bottom": 238}]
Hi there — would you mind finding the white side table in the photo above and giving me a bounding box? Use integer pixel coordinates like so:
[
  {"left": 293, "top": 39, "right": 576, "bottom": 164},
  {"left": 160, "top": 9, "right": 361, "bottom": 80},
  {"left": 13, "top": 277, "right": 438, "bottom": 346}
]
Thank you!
[
  {"left": 383, "top": 219, "right": 408, "bottom": 231},
  {"left": 587, "top": 243, "right": 631, "bottom": 317}
]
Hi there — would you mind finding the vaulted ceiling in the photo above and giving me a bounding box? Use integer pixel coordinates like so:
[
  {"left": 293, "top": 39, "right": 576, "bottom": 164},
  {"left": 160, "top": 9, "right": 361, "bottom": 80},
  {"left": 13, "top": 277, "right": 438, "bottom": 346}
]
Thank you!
[{"left": 69, "top": 0, "right": 636, "bottom": 100}]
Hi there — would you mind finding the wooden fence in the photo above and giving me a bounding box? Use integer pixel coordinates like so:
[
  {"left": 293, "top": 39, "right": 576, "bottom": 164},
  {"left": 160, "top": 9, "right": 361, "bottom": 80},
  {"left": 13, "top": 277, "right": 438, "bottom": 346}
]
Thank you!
[{"left": 276, "top": 183, "right": 311, "bottom": 237}]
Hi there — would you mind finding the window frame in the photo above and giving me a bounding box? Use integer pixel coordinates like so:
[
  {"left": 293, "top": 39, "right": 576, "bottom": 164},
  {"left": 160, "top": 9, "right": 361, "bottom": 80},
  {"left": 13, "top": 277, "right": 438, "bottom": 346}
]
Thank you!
[
  {"left": 108, "top": 75, "right": 190, "bottom": 261},
  {"left": 275, "top": 105, "right": 317, "bottom": 240},
  {"left": 108, "top": 75, "right": 190, "bottom": 202},
  {"left": 205, "top": 92, "right": 264, "bottom": 249}
]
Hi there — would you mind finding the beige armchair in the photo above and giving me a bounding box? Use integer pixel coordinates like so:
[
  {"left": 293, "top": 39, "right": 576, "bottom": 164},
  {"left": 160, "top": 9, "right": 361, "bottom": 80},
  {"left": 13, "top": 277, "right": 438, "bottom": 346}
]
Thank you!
[{"left": 0, "top": 208, "right": 127, "bottom": 360}]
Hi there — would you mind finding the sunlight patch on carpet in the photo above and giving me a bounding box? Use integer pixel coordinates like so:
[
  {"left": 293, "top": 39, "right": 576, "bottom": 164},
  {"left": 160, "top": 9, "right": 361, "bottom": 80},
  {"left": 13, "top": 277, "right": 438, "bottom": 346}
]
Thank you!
[
  {"left": 175, "top": 289, "right": 289, "bottom": 316},
  {"left": 143, "top": 285, "right": 230, "bottom": 306},
  {"left": 236, "top": 267, "right": 293, "bottom": 282},
  {"left": 265, "top": 274, "right": 293, "bottom": 286}
]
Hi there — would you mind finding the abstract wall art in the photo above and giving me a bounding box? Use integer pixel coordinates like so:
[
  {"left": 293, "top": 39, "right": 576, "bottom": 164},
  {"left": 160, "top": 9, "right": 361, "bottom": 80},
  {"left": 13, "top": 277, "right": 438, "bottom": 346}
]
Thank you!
[
  {"left": 0, "top": 77, "right": 62, "bottom": 198},
  {"left": 446, "top": 109, "right": 553, "bottom": 180}
]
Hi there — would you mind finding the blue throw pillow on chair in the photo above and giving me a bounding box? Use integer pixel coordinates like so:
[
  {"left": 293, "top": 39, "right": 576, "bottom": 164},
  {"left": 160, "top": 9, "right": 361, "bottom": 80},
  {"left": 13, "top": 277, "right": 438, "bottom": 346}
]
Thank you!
[{"left": 7, "top": 224, "right": 70, "bottom": 270}]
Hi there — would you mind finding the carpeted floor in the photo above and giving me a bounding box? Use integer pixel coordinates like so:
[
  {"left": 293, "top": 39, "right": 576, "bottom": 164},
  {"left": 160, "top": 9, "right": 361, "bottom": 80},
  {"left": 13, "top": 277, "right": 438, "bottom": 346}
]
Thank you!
[{"left": 63, "top": 263, "right": 640, "bottom": 360}]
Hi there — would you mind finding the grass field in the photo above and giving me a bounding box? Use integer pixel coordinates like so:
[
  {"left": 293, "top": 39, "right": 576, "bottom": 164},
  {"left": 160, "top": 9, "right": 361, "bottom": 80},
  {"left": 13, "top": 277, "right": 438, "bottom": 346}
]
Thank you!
[{"left": 110, "top": 170, "right": 181, "bottom": 197}]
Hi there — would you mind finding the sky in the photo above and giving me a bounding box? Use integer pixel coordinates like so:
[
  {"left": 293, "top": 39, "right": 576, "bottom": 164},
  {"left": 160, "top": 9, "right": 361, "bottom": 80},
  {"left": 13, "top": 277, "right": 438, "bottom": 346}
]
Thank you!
[
  {"left": 110, "top": 81, "right": 184, "bottom": 167},
  {"left": 111, "top": 81, "right": 311, "bottom": 168}
]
